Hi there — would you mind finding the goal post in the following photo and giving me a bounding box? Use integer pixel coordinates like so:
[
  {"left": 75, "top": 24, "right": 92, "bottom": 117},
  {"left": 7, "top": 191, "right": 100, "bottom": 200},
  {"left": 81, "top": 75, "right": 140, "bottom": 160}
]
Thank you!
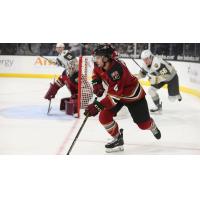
[
  {"left": 77, "top": 56, "right": 93, "bottom": 118},
  {"left": 77, "top": 56, "right": 82, "bottom": 118}
]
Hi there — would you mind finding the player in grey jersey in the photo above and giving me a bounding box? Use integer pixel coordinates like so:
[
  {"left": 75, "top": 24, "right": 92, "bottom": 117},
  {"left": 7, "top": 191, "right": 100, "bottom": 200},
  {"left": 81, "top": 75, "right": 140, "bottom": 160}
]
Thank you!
[{"left": 136, "top": 50, "right": 182, "bottom": 112}]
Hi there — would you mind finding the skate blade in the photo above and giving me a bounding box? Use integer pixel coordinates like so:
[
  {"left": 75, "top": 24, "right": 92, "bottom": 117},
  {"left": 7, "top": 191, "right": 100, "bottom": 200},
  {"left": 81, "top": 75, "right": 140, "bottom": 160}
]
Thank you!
[
  {"left": 105, "top": 146, "right": 124, "bottom": 153},
  {"left": 150, "top": 110, "right": 162, "bottom": 114}
]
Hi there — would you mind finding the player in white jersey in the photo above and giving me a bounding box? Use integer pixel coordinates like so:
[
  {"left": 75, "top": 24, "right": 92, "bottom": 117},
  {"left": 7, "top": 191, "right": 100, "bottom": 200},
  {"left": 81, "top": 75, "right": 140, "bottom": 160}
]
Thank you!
[
  {"left": 44, "top": 43, "right": 79, "bottom": 116},
  {"left": 55, "top": 43, "right": 79, "bottom": 77},
  {"left": 136, "top": 50, "right": 182, "bottom": 112}
]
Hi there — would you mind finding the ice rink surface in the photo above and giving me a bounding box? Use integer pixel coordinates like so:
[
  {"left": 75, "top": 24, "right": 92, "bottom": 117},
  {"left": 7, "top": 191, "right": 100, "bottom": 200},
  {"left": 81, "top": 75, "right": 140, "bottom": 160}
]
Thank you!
[{"left": 0, "top": 77, "right": 200, "bottom": 155}]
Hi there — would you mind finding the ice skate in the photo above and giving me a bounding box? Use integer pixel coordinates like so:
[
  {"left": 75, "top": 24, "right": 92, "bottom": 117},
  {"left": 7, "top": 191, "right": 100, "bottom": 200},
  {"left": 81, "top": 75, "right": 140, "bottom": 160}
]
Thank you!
[
  {"left": 151, "top": 127, "right": 161, "bottom": 140},
  {"left": 150, "top": 102, "right": 162, "bottom": 113},
  {"left": 105, "top": 129, "right": 124, "bottom": 153},
  {"left": 178, "top": 94, "right": 182, "bottom": 102}
]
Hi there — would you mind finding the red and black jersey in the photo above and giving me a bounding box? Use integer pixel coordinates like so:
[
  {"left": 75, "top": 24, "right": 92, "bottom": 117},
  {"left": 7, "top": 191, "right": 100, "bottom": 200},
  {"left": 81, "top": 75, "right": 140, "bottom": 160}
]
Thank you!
[
  {"left": 56, "top": 69, "right": 78, "bottom": 95},
  {"left": 92, "top": 59, "right": 146, "bottom": 109}
]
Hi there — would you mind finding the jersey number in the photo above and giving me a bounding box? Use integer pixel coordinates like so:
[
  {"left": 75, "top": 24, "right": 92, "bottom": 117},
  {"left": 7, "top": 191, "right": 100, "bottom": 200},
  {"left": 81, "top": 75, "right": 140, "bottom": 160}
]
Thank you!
[{"left": 157, "top": 64, "right": 170, "bottom": 75}]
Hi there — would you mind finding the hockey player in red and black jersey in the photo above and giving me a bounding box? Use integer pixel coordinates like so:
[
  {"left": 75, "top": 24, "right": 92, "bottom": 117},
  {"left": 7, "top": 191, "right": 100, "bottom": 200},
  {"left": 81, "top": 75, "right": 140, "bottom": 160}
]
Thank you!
[
  {"left": 44, "top": 43, "right": 79, "bottom": 116},
  {"left": 84, "top": 44, "right": 161, "bottom": 153}
]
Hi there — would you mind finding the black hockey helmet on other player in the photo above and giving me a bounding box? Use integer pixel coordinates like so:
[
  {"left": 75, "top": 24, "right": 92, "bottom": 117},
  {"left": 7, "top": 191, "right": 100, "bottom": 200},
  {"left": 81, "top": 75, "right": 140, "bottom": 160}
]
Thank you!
[{"left": 93, "top": 44, "right": 116, "bottom": 59}]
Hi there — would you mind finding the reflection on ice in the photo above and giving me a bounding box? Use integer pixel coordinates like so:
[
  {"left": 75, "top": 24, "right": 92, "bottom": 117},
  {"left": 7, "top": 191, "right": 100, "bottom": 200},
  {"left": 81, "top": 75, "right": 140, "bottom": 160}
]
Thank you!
[{"left": 0, "top": 105, "right": 74, "bottom": 121}]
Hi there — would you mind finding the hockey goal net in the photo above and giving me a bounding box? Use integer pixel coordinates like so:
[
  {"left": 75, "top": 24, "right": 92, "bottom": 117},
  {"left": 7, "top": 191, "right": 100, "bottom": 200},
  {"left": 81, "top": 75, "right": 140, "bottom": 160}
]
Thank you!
[
  {"left": 77, "top": 56, "right": 93, "bottom": 117},
  {"left": 77, "top": 56, "right": 129, "bottom": 119}
]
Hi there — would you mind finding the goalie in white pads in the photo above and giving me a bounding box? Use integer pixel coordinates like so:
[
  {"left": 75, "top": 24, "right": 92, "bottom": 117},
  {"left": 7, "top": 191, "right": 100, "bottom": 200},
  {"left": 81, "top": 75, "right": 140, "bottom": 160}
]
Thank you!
[{"left": 136, "top": 50, "right": 182, "bottom": 112}]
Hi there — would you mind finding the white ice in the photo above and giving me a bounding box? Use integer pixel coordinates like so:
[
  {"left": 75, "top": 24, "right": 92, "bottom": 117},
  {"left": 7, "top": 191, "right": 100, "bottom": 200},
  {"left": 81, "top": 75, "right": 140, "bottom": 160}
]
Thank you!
[{"left": 0, "top": 77, "right": 200, "bottom": 154}]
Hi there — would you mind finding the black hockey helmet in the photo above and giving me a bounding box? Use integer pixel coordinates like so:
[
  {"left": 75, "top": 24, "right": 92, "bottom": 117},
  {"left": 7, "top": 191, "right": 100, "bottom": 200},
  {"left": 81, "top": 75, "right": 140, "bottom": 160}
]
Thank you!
[{"left": 93, "top": 44, "right": 115, "bottom": 59}]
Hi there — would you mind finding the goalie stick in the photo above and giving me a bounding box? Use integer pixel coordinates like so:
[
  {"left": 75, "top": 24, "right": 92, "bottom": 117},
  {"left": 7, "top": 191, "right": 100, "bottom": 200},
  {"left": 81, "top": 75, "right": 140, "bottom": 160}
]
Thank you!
[
  {"left": 47, "top": 75, "right": 56, "bottom": 115},
  {"left": 40, "top": 56, "right": 57, "bottom": 64},
  {"left": 40, "top": 56, "right": 70, "bottom": 75}
]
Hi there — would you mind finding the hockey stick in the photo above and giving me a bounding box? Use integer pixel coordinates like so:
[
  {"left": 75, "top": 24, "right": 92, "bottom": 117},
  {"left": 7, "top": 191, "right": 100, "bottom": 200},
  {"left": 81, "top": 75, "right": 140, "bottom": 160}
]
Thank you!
[
  {"left": 130, "top": 56, "right": 149, "bottom": 73},
  {"left": 47, "top": 99, "right": 52, "bottom": 115},
  {"left": 66, "top": 113, "right": 89, "bottom": 155},
  {"left": 66, "top": 97, "right": 98, "bottom": 155},
  {"left": 130, "top": 56, "right": 151, "bottom": 78},
  {"left": 130, "top": 56, "right": 144, "bottom": 71},
  {"left": 40, "top": 55, "right": 69, "bottom": 73},
  {"left": 47, "top": 75, "right": 56, "bottom": 115},
  {"left": 40, "top": 56, "right": 57, "bottom": 64}
]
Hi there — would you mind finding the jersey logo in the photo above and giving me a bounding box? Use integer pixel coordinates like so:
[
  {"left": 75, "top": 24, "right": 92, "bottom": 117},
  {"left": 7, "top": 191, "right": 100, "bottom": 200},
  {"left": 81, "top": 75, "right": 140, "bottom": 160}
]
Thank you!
[{"left": 111, "top": 71, "right": 120, "bottom": 81}]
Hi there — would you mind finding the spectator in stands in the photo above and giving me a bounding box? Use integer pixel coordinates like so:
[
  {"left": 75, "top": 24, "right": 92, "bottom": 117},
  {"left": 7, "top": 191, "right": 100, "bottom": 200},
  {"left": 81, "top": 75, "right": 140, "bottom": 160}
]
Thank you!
[
  {"left": 0, "top": 43, "right": 17, "bottom": 55},
  {"left": 127, "top": 44, "right": 134, "bottom": 56},
  {"left": 40, "top": 44, "right": 52, "bottom": 56},
  {"left": 29, "top": 44, "right": 41, "bottom": 55},
  {"left": 48, "top": 44, "right": 58, "bottom": 56},
  {"left": 16, "top": 44, "right": 32, "bottom": 55},
  {"left": 82, "top": 43, "right": 93, "bottom": 56}
]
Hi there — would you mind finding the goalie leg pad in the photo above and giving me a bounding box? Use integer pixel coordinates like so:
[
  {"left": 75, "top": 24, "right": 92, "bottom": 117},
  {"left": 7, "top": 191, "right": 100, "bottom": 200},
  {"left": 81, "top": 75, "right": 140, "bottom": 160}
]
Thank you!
[
  {"left": 65, "top": 98, "right": 78, "bottom": 115},
  {"left": 60, "top": 98, "right": 70, "bottom": 110},
  {"left": 44, "top": 83, "right": 60, "bottom": 100}
]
